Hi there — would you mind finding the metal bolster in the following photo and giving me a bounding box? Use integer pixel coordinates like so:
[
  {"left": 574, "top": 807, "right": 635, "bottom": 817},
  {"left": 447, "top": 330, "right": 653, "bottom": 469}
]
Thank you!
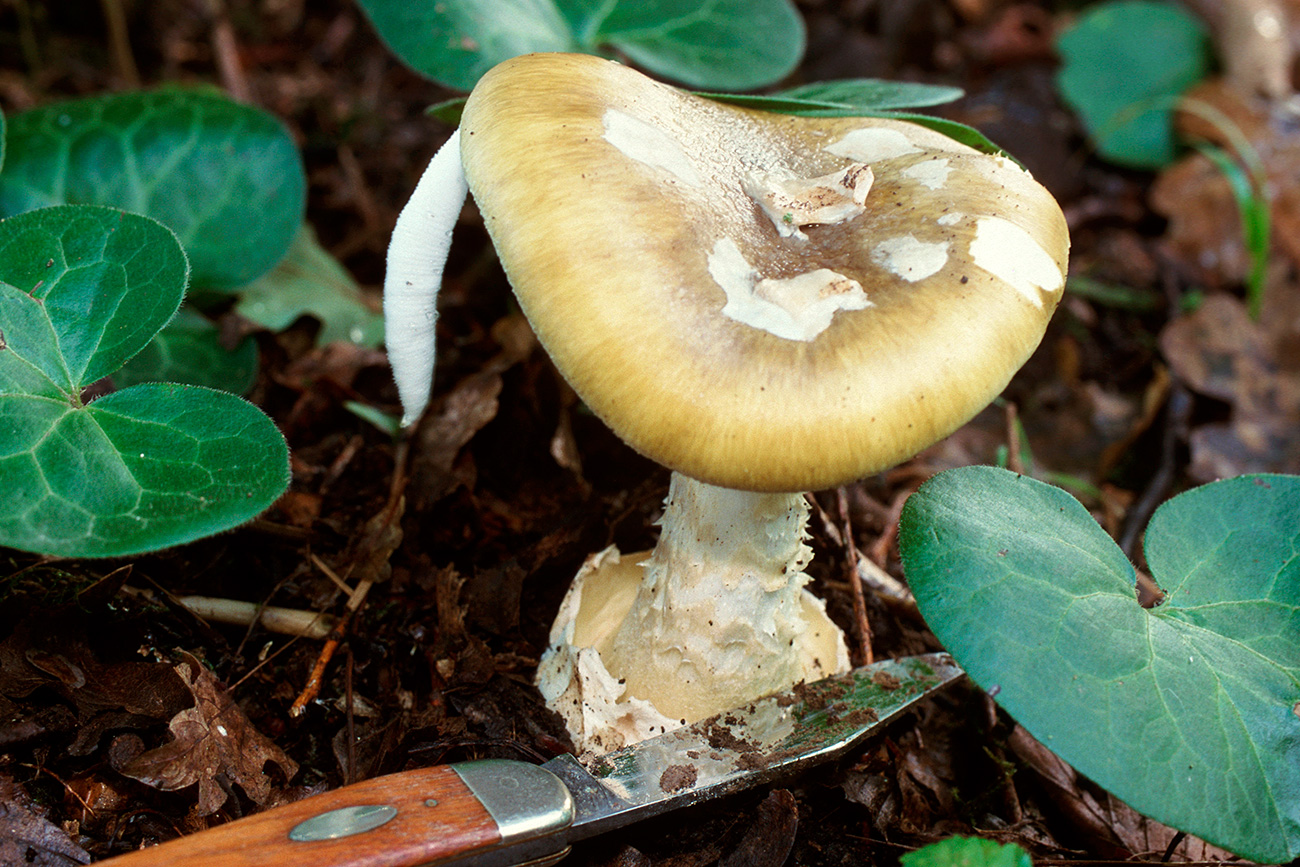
[{"left": 452, "top": 759, "right": 575, "bottom": 844}]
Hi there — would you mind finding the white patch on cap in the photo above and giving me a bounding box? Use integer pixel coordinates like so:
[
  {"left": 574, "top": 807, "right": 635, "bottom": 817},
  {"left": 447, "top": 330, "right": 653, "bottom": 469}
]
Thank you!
[
  {"left": 709, "top": 238, "right": 872, "bottom": 341},
  {"left": 937, "top": 212, "right": 962, "bottom": 226},
  {"left": 743, "top": 164, "right": 873, "bottom": 239},
  {"left": 602, "top": 109, "right": 703, "bottom": 187},
  {"left": 969, "top": 217, "right": 1064, "bottom": 306},
  {"left": 872, "top": 235, "right": 950, "bottom": 283},
  {"left": 825, "top": 128, "right": 922, "bottom": 162},
  {"left": 902, "top": 158, "right": 952, "bottom": 190}
]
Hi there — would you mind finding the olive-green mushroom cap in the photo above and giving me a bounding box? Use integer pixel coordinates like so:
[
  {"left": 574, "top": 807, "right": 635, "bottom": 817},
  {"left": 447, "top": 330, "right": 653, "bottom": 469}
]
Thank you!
[{"left": 460, "top": 53, "right": 1069, "bottom": 493}]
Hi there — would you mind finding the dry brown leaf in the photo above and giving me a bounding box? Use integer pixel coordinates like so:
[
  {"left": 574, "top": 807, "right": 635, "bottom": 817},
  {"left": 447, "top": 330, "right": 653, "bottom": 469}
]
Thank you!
[
  {"left": 281, "top": 342, "right": 389, "bottom": 392},
  {"left": 347, "top": 495, "right": 405, "bottom": 587},
  {"left": 1172, "top": 81, "right": 1300, "bottom": 270},
  {"left": 0, "top": 623, "right": 190, "bottom": 757},
  {"left": 1160, "top": 292, "right": 1300, "bottom": 478},
  {"left": 718, "top": 789, "right": 798, "bottom": 867},
  {"left": 411, "top": 370, "right": 503, "bottom": 508},
  {"left": 1007, "top": 725, "right": 1238, "bottom": 860},
  {"left": 116, "top": 654, "right": 298, "bottom": 816},
  {"left": 0, "top": 772, "right": 90, "bottom": 866},
  {"left": 1150, "top": 155, "right": 1253, "bottom": 286}
]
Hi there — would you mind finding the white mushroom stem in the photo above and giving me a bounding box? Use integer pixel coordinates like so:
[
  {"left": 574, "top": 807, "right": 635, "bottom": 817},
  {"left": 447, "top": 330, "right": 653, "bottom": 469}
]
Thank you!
[
  {"left": 603, "top": 472, "right": 848, "bottom": 722},
  {"left": 384, "top": 128, "right": 468, "bottom": 426},
  {"left": 537, "top": 471, "right": 850, "bottom": 750}
]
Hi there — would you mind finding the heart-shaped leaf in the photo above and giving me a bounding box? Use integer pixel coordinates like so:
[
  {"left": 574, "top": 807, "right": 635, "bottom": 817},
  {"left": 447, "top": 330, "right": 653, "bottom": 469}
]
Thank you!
[
  {"left": 585, "top": 0, "right": 804, "bottom": 91},
  {"left": 357, "top": 0, "right": 803, "bottom": 91},
  {"left": 358, "top": 0, "right": 576, "bottom": 93},
  {"left": 0, "top": 206, "right": 184, "bottom": 390},
  {"left": 234, "top": 225, "right": 384, "bottom": 347},
  {"left": 0, "top": 89, "right": 305, "bottom": 291},
  {"left": 899, "top": 466, "right": 1300, "bottom": 863},
  {"left": 902, "top": 836, "right": 1031, "bottom": 867},
  {"left": 0, "top": 206, "right": 288, "bottom": 558},
  {"left": 1054, "top": 0, "right": 1211, "bottom": 168},
  {"left": 113, "top": 307, "right": 259, "bottom": 395}
]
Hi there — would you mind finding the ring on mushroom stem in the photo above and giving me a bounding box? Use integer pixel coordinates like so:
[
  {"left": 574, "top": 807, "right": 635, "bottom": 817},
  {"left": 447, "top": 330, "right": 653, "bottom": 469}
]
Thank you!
[{"left": 384, "top": 52, "right": 1069, "bottom": 754}]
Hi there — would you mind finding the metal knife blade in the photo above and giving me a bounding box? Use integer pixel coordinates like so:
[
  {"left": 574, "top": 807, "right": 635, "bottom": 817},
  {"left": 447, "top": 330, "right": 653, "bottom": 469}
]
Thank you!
[
  {"left": 101, "top": 653, "right": 962, "bottom": 867},
  {"left": 549, "top": 651, "right": 962, "bottom": 841}
]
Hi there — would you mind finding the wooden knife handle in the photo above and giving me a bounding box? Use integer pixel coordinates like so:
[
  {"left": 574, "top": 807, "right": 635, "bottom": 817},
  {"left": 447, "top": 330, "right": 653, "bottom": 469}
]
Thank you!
[{"left": 103, "top": 760, "right": 574, "bottom": 867}]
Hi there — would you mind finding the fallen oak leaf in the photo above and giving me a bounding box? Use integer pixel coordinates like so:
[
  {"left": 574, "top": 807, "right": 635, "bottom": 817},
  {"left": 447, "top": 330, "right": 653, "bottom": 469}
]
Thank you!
[
  {"left": 1159, "top": 292, "right": 1300, "bottom": 478},
  {"left": 0, "top": 771, "right": 90, "bottom": 866},
  {"left": 116, "top": 653, "right": 298, "bottom": 816}
]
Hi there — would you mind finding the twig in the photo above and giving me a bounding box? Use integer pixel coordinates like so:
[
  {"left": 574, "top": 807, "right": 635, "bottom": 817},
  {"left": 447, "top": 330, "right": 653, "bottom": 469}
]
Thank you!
[
  {"left": 320, "top": 433, "right": 365, "bottom": 495},
  {"left": 204, "top": 0, "right": 252, "bottom": 102},
  {"left": 836, "top": 488, "right": 873, "bottom": 665},
  {"left": 176, "top": 595, "right": 336, "bottom": 639},
  {"left": 288, "top": 581, "right": 368, "bottom": 718},
  {"left": 289, "top": 440, "right": 410, "bottom": 717},
  {"left": 98, "top": 0, "right": 140, "bottom": 87},
  {"left": 855, "top": 556, "right": 917, "bottom": 610},
  {"left": 803, "top": 492, "right": 843, "bottom": 547},
  {"left": 1119, "top": 382, "right": 1193, "bottom": 561},
  {"left": 1003, "top": 399, "right": 1026, "bottom": 475},
  {"left": 1161, "top": 831, "right": 1189, "bottom": 862},
  {"left": 22, "top": 763, "right": 96, "bottom": 820},
  {"left": 344, "top": 646, "right": 357, "bottom": 785},
  {"left": 865, "top": 486, "right": 911, "bottom": 568}
]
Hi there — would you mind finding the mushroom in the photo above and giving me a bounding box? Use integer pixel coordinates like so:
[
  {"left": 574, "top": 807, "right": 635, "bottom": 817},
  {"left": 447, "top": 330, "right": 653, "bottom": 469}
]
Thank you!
[{"left": 385, "top": 53, "right": 1069, "bottom": 753}]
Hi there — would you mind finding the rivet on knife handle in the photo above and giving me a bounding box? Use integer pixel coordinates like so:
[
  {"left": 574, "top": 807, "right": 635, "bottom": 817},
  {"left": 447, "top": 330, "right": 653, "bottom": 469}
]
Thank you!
[{"left": 289, "top": 804, "right": 399, "bottom": 841}]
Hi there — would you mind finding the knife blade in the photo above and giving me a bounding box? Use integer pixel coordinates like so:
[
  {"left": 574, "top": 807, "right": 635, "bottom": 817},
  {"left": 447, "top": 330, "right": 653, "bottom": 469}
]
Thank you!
[{"left": 103, "top": 652, "right": 961, "bottom": 867}]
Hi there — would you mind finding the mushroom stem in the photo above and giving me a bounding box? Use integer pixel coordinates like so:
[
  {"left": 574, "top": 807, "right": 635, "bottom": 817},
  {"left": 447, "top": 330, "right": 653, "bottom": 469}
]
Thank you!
[
  {"left": 562, "top": 472, "right": 850, "bottom": 734},
  {"left": 384, "top": 128, "right": 468, "bottom": 426}
]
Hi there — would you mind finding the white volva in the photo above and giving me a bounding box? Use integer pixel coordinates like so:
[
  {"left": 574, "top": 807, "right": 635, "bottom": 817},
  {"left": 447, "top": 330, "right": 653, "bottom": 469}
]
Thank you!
[{"left": 536, "top": 473, "right": 849, "bottom": 752}]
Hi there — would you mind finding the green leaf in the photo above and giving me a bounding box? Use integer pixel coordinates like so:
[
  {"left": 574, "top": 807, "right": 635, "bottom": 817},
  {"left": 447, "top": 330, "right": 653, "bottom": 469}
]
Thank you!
[
  {"left": 357, "top": 0, "right": 803, "bottom": 92},
  {"left": 0, "top": 385, "right": 288, "bottom": 557},
  {"left": 589, "top": 0, "right": 804, "bottom": 91},
  {"left": 901, "top": 836, "right": 1032, "bottom": 867},
  {"left": 0, "top": 108, "right": 7, "bottom": 174},
  {"left": 356, "top": 0, "right": 578, "bottom": 92},
  {"left": 114, "top": 307, "right": 259, "bottom": 394},
  {"left": 873, "top": 112, "right": 1009, "bottom": 158},
  {"left": 0, "top": 89, "right": 306, "bottom": 290},
  {"left": 234, "top": 225, "right": 384, "bottom": 347},
  {"left": 698, "top": 89, "right": 1005, "bottom": 157},
  {"left": 427, "top": 98, "right": 469, "bottom": 126},
  {"left": 1197, "top": 143, "right": 1270, "bottom": 318},
  {"left": 0, "top": 206, "right": 187, "bottom": 391},
  {"left": 1065, "top": 275, "right": 1161, "bottom": 312},
  {"left": 702, "top": 79, "right": 963, "bottom": 115},
  {"left": 343, "top": 400, "right": 401, "bottom": 438},
  {"left": 899, "top": 466, "right": 1300, "bottom": 863},
  {"left": 1055, "top": 0, "right": 1211, "bottom": 168},
  {"left": 0, "top": 205, "right": 288, "bottom": 558}
]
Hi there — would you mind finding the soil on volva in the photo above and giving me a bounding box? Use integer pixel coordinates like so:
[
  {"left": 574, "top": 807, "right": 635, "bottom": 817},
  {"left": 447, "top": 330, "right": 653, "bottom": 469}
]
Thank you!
[{"left": 0, "top": 1, "right": 1284, "bottom": 865}]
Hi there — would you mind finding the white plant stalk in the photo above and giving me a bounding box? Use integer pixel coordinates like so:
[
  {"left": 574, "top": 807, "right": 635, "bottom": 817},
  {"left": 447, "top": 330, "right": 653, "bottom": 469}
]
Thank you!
[{"left": 383, "top": 128, "right": 468, "bottom": 426}]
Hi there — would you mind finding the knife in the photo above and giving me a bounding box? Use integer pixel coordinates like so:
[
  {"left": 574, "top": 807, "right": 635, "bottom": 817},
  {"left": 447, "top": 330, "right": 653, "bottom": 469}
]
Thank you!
[{"left": 103, "top": 652, "right": 962, "bottom": 867}]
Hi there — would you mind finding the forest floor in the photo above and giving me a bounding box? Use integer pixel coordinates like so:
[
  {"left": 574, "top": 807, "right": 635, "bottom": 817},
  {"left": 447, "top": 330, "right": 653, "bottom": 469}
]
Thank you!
[{"left": 0, "top": 0, "right": 1296, "bottom": 864}]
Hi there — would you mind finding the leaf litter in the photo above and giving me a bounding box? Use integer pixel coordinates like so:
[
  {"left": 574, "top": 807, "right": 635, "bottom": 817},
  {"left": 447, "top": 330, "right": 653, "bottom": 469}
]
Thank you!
[{"left": 113, "top": 653, "right": 298, "bottom": 817}]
